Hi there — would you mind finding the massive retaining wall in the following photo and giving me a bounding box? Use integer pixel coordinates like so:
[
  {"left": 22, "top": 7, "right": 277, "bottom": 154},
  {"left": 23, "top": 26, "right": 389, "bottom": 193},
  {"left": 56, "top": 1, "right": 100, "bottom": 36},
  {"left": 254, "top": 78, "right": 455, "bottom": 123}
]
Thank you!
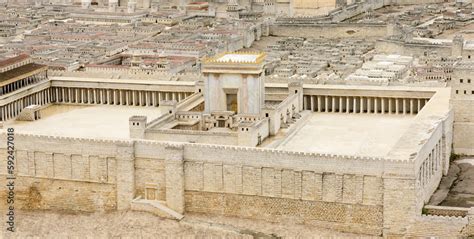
[{"left": 0, "top": 125, "right": 458, "bottom": 236}]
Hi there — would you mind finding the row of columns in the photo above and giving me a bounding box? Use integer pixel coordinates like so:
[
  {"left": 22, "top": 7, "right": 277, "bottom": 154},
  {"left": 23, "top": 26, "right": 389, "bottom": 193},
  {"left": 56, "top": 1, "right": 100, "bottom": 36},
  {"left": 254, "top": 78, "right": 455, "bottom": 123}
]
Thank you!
[
  {"left": 304, "top": 95, "right": 430, "bottom": 115},
  {"left": 419, "top": 139, "right": 443, "bottom": 188},
  {"left": 0, "top": 88, "right": 52, "bottom": 121},
  {"left": 52, "top": 87, "right": 193, "bottom": 107},
  {"left": 0, "top": 87, "right": 194, "bottom": 122},
  {"left": 0, "top": 72, "right": 46, "bottom": 96}
]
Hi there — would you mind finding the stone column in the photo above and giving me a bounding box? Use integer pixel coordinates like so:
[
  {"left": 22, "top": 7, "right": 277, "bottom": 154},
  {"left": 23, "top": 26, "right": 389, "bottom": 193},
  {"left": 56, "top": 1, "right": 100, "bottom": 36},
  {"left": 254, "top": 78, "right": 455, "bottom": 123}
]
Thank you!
[
  {"left": 410, "top": 99, "right": 414, "bottom": 115},
  {"left": 332, "top": 97, "right": 336, "bottom": 113},
  {"left": 388, "top": 98, "right": 393, "bottom": 114},
  {"left": 381, "top": 98, "right": 385, "bottom": 114},
  {"left": 165, "top": 144, "right": 185, "bottom": 214},
  {"left": 417, "top": 99, "right": 421, "bottom": 113},
  {"left": 317, "top": 96, "right": 322, "bottom": 112},
  {"left": 310, "top": 96, "right": 315, "bottom": 112},
  {"left": 132, "top": 91, "right": 136, "bottom": 106},
  {"left": 337, "top": 97, "right": 344, "bottom": 113},
  {"left": 395, "top": 99, "right": 399, "bottom": 115},
  {"left": 374, "top": 98, "right": 378, "bottom": 114},
  {"left": 346, "top": 97, "right": 350, "bottom": 113},
  {"left": 325, "top": 96, "right": 329, "bottom": 112},
  {"left": 116, "top": 142, "right": 135, "bottom": 210},
  {"left": 353, "top": 97, "right": 357, "bottom": 113},
  {"left": 367, "top": 97, "right": 372, "bottom": 114},
  {"left": 403, "top": 99, "right": 407, "bottom": 115},
  {"left": 138, "top": 91, "right": 142, "bottom": 106}
]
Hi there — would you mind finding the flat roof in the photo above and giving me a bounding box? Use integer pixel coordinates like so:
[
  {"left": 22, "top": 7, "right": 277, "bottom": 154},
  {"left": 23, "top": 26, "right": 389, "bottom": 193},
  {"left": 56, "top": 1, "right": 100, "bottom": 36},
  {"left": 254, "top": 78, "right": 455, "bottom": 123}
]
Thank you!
[
  {"left": 278, "top": 113, "right": 414, "bottom": 157},
  {"left": 217, "top": 54, "right": 259, "bottom": 63}
]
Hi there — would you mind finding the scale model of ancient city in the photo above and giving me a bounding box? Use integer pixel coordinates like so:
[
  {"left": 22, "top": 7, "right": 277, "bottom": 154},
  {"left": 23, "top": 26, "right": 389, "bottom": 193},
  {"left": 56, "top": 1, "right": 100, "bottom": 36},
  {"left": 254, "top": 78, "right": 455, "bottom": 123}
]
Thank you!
[{"left": 0, "top": 0, "right": 474, "bottom": 237}]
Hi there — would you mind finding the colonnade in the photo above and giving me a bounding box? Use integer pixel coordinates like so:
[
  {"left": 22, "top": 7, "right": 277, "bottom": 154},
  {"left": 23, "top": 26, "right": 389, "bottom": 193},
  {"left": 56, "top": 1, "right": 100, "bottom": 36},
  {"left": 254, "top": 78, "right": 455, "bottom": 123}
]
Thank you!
[
  {"left": 0, "top": 88, "right": 52, "bottom": 121},
  {"left": 419, "top": 139, "right": 443, "bottom": 189},
  {"left": 303, "top": 95, "right": 430, "bottom": 115},
  {"left": 51, "top": 87, "right": 193, "bottom": 107},
  {"left": 0, "top": 71, "right": 46, "bottom": 96},
  {"left": 0, "top": 86, "right": 194, "bottom": 122}
]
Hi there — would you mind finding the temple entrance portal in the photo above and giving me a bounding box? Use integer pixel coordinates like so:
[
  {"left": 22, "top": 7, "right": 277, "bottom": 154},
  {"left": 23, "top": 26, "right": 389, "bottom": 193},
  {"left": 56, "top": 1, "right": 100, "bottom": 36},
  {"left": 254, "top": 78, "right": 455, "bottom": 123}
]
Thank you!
[{"left": 226, "top": 93, "right": 238, "bottom": 112}]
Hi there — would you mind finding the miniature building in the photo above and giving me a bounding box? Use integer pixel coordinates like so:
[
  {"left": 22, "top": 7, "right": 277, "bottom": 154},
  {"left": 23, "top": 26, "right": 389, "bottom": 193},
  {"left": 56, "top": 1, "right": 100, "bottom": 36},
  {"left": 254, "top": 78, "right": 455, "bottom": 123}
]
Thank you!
[{"left": 201, "top": 52, "right": 266, "bottom": 115}]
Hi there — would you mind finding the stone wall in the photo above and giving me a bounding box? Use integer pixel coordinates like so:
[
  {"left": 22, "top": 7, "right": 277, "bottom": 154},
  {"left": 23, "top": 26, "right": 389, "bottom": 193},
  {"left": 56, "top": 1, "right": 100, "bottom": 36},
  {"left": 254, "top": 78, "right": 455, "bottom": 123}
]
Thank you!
[
  {"left": 0, "top": 122, "right": 454, "bottom": 236},
  {"left": 451, "top": 66, "right": 474, "bottom": 155},
  {"left": 0, "top": 134, "right": 121, "bottom": 211},
  {"left": 145, "top": 129, "right": 239, "bottom": 145},
  {"left": 376, "top": 40, "right": 452, "bottom": 58},
  {"left": 389, "top": 0, "right": 445, "bottom": 4},
  {"left": 406, "top": 215, "right": 468, "bottom": 237},
  {"left": 270, "top": 24, "right": 387, "bottom": 39}
]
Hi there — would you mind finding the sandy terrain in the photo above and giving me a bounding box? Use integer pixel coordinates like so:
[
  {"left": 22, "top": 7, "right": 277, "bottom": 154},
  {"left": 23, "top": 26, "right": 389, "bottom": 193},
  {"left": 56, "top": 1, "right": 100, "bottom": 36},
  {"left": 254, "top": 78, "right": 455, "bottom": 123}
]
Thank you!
[{"left": 1, "top": 210, "right": 377, "bottom": 238}]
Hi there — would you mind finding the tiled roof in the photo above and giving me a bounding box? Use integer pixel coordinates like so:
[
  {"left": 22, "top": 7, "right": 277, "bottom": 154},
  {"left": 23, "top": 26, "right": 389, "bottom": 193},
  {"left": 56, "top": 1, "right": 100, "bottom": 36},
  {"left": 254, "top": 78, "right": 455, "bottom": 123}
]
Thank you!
[{"left": 0, "top": 54, "right": 29, "bottom": 68}]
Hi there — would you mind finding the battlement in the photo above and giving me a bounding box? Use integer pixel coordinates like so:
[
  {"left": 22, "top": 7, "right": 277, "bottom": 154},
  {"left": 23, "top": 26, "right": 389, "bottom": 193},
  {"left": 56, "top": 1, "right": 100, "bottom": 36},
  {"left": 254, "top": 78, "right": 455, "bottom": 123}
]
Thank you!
[
  {"left": 0, "top": 131, "right": 415, "bottom": 164},
  {"left": 203, "top": 51, "right": 266, "bottom": 65},
  {"left": 3, "top": 132, "right": 133, "bottom": 146},
  {"left": 184, "top": 141, "right": 410, "bottom": 164}
]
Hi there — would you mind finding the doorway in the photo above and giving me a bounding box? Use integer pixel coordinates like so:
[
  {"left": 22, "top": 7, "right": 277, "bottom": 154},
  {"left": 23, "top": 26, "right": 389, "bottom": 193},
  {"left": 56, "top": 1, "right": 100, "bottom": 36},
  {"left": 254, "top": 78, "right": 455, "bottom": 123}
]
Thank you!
[{"left": 226, "top": 93, "right": 238, "bottom": 112}]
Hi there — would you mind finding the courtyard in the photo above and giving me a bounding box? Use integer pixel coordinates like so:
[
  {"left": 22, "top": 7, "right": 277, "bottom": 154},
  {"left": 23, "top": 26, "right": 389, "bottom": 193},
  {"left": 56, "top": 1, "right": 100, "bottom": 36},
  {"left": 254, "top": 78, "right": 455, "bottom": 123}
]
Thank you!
[
  {"left": 278, "top": 112, "right": 415, "bottom": 157},
  {"left": 6, "top": 104, "right": 165, "bottom": 139}
]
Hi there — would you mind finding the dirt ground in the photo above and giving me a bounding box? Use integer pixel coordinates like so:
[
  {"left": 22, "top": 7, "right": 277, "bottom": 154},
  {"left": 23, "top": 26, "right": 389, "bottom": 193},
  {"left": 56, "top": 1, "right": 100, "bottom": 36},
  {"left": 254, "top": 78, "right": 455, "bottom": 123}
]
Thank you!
[
  {"left": 1, "top": 210, "right": 376, "bottom": 238},
  {"left": 429, "top": 157, "right": 474, "bottom": 207}
]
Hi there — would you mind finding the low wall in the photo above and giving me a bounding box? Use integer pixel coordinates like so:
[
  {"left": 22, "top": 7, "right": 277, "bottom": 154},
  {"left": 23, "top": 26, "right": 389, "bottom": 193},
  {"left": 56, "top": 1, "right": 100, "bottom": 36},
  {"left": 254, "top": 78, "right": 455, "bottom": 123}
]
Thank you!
[
  {"left": 375, "top": 40, "right": 452, "bottom": 57},
  {"left": 406, "top": 215, "right": 468, "bottom": 237},
  {"left": 145, "top": 129, "right": 239, "bottom": 145}
]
